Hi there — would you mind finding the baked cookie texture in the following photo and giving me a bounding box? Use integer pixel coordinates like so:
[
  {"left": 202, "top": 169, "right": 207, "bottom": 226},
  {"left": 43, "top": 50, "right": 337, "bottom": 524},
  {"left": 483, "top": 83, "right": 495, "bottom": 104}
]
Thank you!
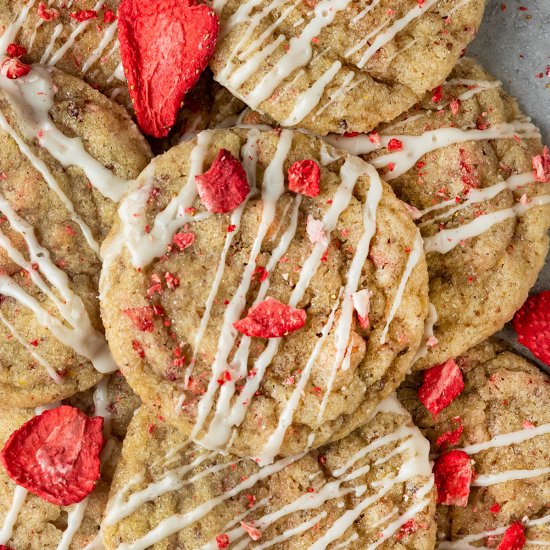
[
  {"left": 0, "top": 0, "right": 127, "bottom": 105},
  {"left": 211, "top": 0, "right": 486, "bottom": 135},
  {"left": 398, "top": 339, "right": 550, "bottom": 548},
  {"left": 329, "top": 57, "right": 550, "bottom": 370},
  {"left": 0, "top": 65, "right": 151, "bottom": 407},
  {"left": 0, "top": 373, "right": 141, "bottom": 550},
  {"left": 100, "top": 127, "right": 429, "bottom": 460},
  {"left": 103, "top": 395, "right": 436, "bottom": 549}
]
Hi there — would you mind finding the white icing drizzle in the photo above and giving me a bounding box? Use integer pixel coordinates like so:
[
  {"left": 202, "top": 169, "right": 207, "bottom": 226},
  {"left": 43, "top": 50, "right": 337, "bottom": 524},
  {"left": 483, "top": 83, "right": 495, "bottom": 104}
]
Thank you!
[
  {"left": 424, "top": 194, "right": 550, "bottom": 254},
  {"left": 117, "top": 131, "right": 213, "bottom": 268},
  {"left": 0, "top": 65, "right": 129, "bottom": 202},
  {"left": 82, "top": 21, "right": 119, "bottom": 75},
  {"left": 353, "top": 0, "right": 440, "bottom": 69},
  {"left": 39, "top": 23, "right": 63, "bottom": 64},
  {"left": 351, "top": 0, "right": 382, "bottom": 25},
  {"left": 316, "top": 162, "right": 383, "bottom": 424},
  {"left": 0, "top": 195, "right": 116, "bottom": 373},
  {"left": 417, "top": 172, "right": 535, "bottom": 226},
  {"left": 0, "top": 107, "right": 99, "bottom": 253},
  {"left": 0, "top": 486, "right": 28, "bottom": 545},
  {"left": 56, "top": 498, "right": 89, "bottom": 550},
  {"left": 459, "top": 423, "right": 550, "bottom": 456},
  {"left": 437, "top": 513, "right": 550, "bottom": 549},
  {"left": 379, "top": 229, "right": 424, "bottom": 344},
  {"left": 326, "top": 119, "right": 541, "bottom": 180},
  {"left": 46, "top": 0, "right": 104, "bottom": 67},
  {"left": 314, "top": 71, "right": 366, "bottom": 118},
  {"left": 110, "top": 396, "right": 433, "bottom": 550},
  {"left": 472, "top": 467, "right": 550, "bottom": 487}
]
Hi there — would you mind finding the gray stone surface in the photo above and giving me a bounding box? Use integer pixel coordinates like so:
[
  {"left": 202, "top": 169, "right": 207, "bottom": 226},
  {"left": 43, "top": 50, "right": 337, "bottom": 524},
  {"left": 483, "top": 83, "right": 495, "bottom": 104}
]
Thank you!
[{"left": 466, "top": 0, "right": 549, "bottom": 367}]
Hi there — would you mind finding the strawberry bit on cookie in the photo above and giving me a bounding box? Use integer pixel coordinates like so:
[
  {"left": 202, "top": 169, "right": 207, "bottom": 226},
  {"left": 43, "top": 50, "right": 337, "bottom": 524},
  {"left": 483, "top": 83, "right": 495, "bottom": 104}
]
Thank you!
[
  {"left": 497, "top": 522, "right": 525, "bottom": 550},
  {"left": 215, "top": 534, "right": 230, "bottom": 549},
  {"left": 431, "top": 85, "right": 443, "bottom": 103},
  {"left": 513, "top": 291, "right": 550, "bottom": 366},
  {"left": 195, "top": 149, "right": 250, "bottom": 213},
  {"left": 435, "top": 417, "right": 464, "bottom": 449},
  {"left": 288, "top": 159, "right": 321, "bottom": 197},
  {"left": 233, "top": 297, "right": 306, "bottom": 338},
  {"left": 70, "top": 9, "right": 98, "bottom": 22},
  {"left": 37, "top": 1, "right": 60, "bottom": 21},
  {"left": 240, "top": 521, "right": 262, "bottom": 541},
  {"left": 172, "top": 231, "right": 195, "bottom": 251},
  {"left": 433, "top": 450, "right": 474, "bottom": 506},
  {"left": 418, "top": 359, "right": 464, "bottom": 417},
  {"left": 395, "top": 519, "right": 419, "bottom": 540},
  {"left": 306, "top": 215, "right": 328, "bottom": 245},
  {"left": 387, "top": 138, "right": 403, "bottom": 152},
  {"left": 0, "top": 406, "right": 104, "bottom": 506},
  {"left": 532, "top": 146, "right": 550, "bottom": 182},
  {"left": 123, "top": 306, "right": 155, "bottom": 332},
  {"left": 1, "top": 57, "right": 30, "bottom": 79},
  {"left": 103, "top": 9, "right": 117, "bottom": 23},
  {"left": 6, "top": 43, "right": 26, "bottom": 58},
  {"left": 118, "top": 0, "right": 219, "bottom": 137}
]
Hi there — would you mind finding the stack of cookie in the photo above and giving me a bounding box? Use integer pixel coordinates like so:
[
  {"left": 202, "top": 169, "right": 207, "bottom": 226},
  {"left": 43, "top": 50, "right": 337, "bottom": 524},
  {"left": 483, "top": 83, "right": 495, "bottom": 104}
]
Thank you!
[{"left": 0, "top": 0, "right": 548, "bottom": 548}]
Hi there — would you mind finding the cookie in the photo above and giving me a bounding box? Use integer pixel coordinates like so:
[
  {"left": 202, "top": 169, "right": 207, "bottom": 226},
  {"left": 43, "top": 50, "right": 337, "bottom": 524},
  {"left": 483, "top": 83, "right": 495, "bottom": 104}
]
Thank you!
[
  {"left": 398, "top": 339, "right": 550, "bottom": 548},
  {"left": 0, "top": 64, "right": 151, "bottom": 407},
  {"left": 100, "top": 126, "right": 429, "bottom": 460},
  {"left": 102, "top": 395, "right": 436, "bottom": 549},
  {"left": 210, "top": 0, "right": 486, "bottom": 135},
  {"left": 0, "top": 373, "right": 141, "bottom": 550},
  {"left": 0, "top": 0, "right": 128, "bottom": 106},
  {"left": 328, "top": 57, "right": 550, "bottom": 370}
]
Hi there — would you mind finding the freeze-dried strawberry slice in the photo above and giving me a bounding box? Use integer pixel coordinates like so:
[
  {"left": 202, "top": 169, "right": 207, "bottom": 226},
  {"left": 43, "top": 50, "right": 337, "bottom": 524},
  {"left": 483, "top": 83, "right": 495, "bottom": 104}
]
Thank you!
[
  {"left": 0, "top": 406, "right": 104, "bottom": 506},
  {"left": 233, "top": 297, "right": 306, "bottom": 338},
  {"left": 532, "top": 146, "right": 550, "bottom": 183},
  {"left": 497, "top": 522, "right": 525, "bottom": 550},
  {"left": 288, "top": 160, "right": 320, "bottom": 197},
  {"left": 118, "top": 0, "right": 219, "bottom": 137},
  {"left": 195, "top": 149, "right": 250, "bottom": 213},
  {"left": 418, "top": 359, "right": 464, "bottom": 417},
  {"left": 513, "top": 291, "right": 550, "bottom": 366},
  {"left": 433, "top": 450, "right": 474, "bottom": 506},
  {"left": 123, "top": 306, "right": 155, "bottom": 332},
  {"left": 1, "top": 57, "right": 30, "bottom": 79}
]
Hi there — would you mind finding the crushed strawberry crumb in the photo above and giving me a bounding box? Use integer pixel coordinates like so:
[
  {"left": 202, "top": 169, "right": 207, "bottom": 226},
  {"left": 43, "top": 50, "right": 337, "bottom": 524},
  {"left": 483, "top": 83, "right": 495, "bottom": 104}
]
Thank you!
[
  {"left": 288, "top": 159, "right": 321, "bottom": 197},
  {"left": 387, "top": 138, "right": 403, "bottom": 152},
  {"left": 37, "top": 2, "right": 59, "bottom": 20},
  {"left": 215, "top": 534, "right": 230, "bottom": 549},
  {"left": 6, "top": 43, "right": 26, "bottom": 58},
  {"left": 1, "top": 57, "right": 30, "bottom": 79},
  {"left": 532, "top": 146, "right": 550, "bottom": 183},
  {"left": 70, "top": 10, "right": 98, "bottom": 22},
  {"left": 513, "top": 291, "right": 550, "bottom": 366},
  {"left": 240, "top": 521, "right": 261, "bottom": 541}
]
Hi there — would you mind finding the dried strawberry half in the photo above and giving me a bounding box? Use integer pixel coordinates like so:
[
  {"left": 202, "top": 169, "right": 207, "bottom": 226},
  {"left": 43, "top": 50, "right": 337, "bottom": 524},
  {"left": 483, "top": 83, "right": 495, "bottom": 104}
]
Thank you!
[
  {"left": 513, "top": 291, "right": 550, "bottom": 366},
  {"left": 0, "top": 406, "right": 104, "bottom": 506},
  {"left": 497, "top": 522, "right": 525, "bottom": 550},
  {"left": 118, "top": 0, "right": 219, "bottom": 137},
  {"left": 195, "top": 149, "right": 250, "bottom": 213},
  {"left": 418, "top": 359, "right": 464, "bottom": 417},
  {"left": 433, "top": 450, "right": 474, "bottom": 506},
  {"left": 233, "top": 297, "right": 306, "bottom": 338},
  {"left": 288, "top": 159, "right": 321, "bottom": 197}
]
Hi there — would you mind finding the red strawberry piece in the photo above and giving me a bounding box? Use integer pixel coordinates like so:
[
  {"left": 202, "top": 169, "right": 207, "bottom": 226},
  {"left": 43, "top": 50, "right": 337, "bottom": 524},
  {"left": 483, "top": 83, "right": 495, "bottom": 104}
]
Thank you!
[
  {"left": 352, "top": 289, "right": 371, "bottom": 329},
  {"left": 1, "top": 58, "right": 31, "bottom": 79},
  {"left": 172, "top": 231, "right": 195, "bottom": 251},
  {"left": 240, "top": 521, "right": 261, "bottom": 541},
  {"left": 288, "top": 159, "right": 321, "bottom": 197},
  {"left": 513, "top": 291, "right": 550, "bottom": 365},
  {"left": 37, "top": 2, "right": 60, "bottom": 20},
  {"left": 233, "top": 297, "right": 306, "bottom": 339},
  {"left": 123, "top": 306, "right": 155, "bottom": 332},
  {"left": 497, "top": 522, "right": 526, "bottom": 550},
  {"left": 418, "top": 359, "right": 464, "bottom": 417},
  {"left": 436, "top": 423, "right": 464, "bottom": 449},
  {"left": 433, "top": 450, "right": 474, "bottom": 506},
  {"left": 395, "top": 519, "right": 419, "bottom": 540},
  {"left": 103, "top": 9, "right": 117, "bottom": 23},
  {"left": 216, "top": 534, "right": 230, "bottom": 549},
  {"left": 69, "top": 9, "right": 98, "bottom": 22},
  {"left": 6, "top": 43, "right": 27, "bottom": 58},
  {"left": 387, "top": 138, "right": 403, "bottom": 152},
  {"left": 532, "top": 146, "right": 550, "bottom": 183},
  {"left": 118, "top": 0, "right": 219, "bottom": 137},
  {"left": 431, "top": 85, "right": 443, "bottom": 103},
  {"left": 0, "top": 406, "right": 104, "bottom": 506},
  {"left": 0, "top": 546, "right": 14, "bottom": 550},
  {"left": 195, "top": 149, "right": 250, "bottom": 213}
]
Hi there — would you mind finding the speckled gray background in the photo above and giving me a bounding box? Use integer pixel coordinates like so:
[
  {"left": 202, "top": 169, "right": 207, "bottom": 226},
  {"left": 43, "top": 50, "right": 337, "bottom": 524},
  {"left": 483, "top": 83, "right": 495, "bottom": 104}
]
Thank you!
[{"left": 466, "top": 0, "right": 549, "bottom": 367}]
